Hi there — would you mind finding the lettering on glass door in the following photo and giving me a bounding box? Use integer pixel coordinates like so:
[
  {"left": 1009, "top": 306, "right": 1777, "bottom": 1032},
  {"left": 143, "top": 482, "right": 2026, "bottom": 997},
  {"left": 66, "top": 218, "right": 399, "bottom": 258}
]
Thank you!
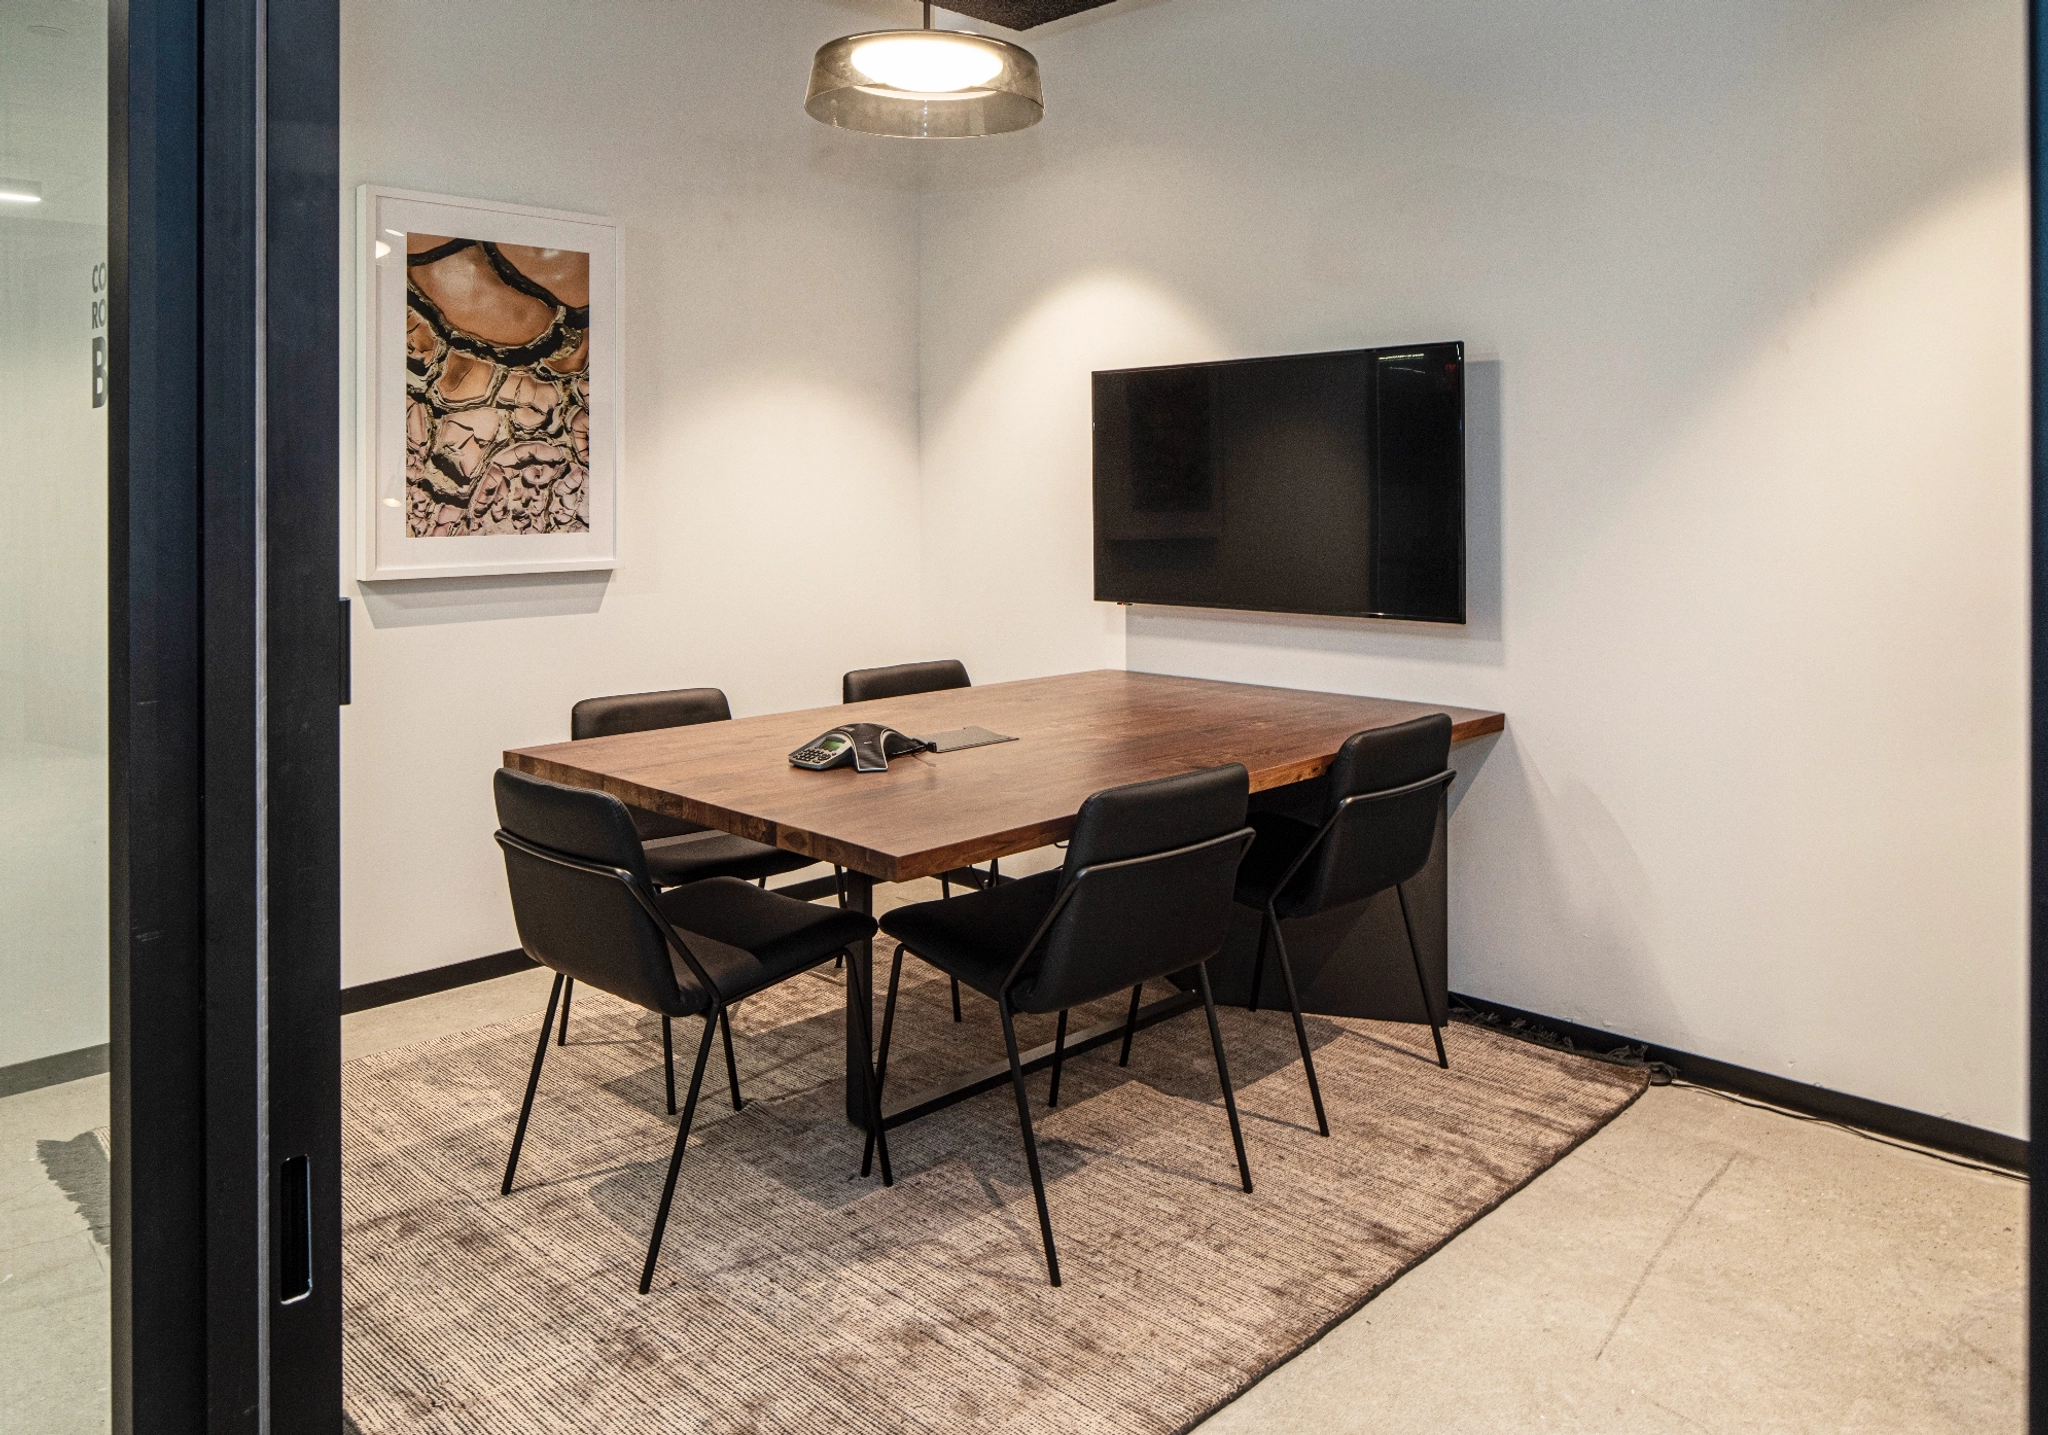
[{"left": 90, "top": 262, "right": 107, "bottom": 408}]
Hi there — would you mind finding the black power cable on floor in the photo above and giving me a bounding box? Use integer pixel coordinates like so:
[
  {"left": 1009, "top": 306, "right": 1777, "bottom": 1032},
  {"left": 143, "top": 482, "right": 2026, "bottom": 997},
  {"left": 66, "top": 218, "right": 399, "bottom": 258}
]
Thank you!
[{"left": 1448, "top": 1002, "right": 2025, "bottom": 1183}]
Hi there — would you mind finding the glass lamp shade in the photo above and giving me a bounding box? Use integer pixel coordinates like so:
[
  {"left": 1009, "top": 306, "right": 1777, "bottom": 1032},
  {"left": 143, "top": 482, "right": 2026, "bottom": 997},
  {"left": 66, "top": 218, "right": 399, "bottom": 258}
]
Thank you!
[{"left": 806, "top": 29, "right": 1043, "bottom": 138}]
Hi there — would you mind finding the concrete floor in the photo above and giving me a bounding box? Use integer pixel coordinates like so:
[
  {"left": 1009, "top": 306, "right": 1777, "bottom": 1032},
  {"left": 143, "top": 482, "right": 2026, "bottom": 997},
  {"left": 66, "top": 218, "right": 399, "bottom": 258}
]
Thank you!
[
  {"left": 1199, "top": 1081, "right": 2024, "bottom": 1435},
  {"left": 0, "top": 1071, "right": 110, "bottom": 1435},
  {"left": 3, "top": 917, "right": 2026, "bottom": 1432}
]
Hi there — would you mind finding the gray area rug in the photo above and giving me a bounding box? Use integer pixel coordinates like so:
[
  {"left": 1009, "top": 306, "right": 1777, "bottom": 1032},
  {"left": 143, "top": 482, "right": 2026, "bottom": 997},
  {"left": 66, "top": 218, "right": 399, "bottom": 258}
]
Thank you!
[{"left": 342, "top": 965, "right": 1644, "bottom": 1434}]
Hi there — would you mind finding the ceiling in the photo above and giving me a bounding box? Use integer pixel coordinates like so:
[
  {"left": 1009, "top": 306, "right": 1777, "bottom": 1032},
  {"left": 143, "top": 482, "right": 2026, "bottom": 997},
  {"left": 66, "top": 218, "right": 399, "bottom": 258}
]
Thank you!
[
  {"left": 0, "top": 0, "right": 108, "bottom": 225},
  {"left": 944, "top": 0, "right": 1120, "bottom": 29}
]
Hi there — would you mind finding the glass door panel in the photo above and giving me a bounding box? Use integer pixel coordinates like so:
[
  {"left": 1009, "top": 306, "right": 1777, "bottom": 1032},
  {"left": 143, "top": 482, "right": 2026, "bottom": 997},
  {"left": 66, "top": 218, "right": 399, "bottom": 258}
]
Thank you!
[{"left": 0, "top": 0, "right": 109, "bottom": 1429}]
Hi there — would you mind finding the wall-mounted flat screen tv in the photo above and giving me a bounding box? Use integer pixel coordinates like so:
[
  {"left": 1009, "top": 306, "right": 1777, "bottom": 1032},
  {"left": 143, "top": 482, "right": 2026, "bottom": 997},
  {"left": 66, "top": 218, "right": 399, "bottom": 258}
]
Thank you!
[{"left": 1093, "top": 342, "right": 1465, "bottom": 623}]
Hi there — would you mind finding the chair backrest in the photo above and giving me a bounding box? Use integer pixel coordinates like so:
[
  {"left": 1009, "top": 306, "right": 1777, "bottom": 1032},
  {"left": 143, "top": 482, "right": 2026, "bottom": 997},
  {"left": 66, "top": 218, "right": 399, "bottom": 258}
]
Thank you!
[
  {"left": 1013, "top": 764, "right": 1252, "bottom": 1015},
  {"left": 842, "top": 659, "right": 970, "bottom": 705},
  {"left": 1282, "top": 714, "right": 1452, "bottom": 918},
  {"left": 493, "top": 768, "right": 690, "bottom": 1016},
  {"left": 571, "top": 686, "right": 732, "bottom": 740},
  {"left": 569, "top": 687, "right": 731, "bottom": 841}
]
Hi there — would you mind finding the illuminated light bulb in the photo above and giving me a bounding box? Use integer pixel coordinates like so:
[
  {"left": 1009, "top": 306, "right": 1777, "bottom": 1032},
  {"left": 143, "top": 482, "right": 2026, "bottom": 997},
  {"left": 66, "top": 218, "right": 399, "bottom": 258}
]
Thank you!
[
  {"left": 0, "top": 179, "right": 44, "bottom": 204},
  {"left": 851, "top": 33, "right": 1003, "bottom": 94}
]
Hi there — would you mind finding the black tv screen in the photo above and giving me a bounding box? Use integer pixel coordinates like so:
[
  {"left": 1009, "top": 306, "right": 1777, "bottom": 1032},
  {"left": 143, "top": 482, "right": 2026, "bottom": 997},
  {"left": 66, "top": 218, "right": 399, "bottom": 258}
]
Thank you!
[{"left": 1093, "top": 342, "right": 1465, "bottom": 623}]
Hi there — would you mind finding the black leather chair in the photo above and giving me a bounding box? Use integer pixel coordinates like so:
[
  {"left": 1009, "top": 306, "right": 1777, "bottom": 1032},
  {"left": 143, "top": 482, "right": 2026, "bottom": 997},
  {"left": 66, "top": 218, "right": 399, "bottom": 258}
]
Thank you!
[
  {"left": 841, "top": 659, "right": 971, "bottom": 705},
  {"left": 873, "top": 764, "right": 1257, "bottom": 1287},
  {"left": 842, "top": 659, "right": 986, "bottom": 1020},
  {"left": 493, "top": 768, "right": 890, "bottom": 1294},
  {"left": 1232, "top": 714, "right": 1455, "bottom": 1138},
  {"left": 571, "top": 687, "right": 818, "bottom": 890},
  {"left": 562, "top": 688, "right": 823, "bottom": 1065}
]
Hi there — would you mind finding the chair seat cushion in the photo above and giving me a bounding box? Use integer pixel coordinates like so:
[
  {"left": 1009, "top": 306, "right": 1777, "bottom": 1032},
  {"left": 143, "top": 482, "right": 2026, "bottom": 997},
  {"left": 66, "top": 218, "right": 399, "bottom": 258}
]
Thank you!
[
  {"left": 878, "top": 870, "right": 1062, "bottom": 1007},
  {"left": 643, "top": 831, "right": 816, "bottom": 889},
  {"left": 656, "top": 878, "right": 877, "bottom": 1010},
  {"left": 1233, "top": 812, "right": 1320, "bottom": 917}
]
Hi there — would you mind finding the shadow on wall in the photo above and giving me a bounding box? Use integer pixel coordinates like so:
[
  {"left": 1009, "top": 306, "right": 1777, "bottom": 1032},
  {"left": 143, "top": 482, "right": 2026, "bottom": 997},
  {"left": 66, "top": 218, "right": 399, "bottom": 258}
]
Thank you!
[
  {"left": 356, "top": 570, "right": 611, "bottom": 629},
  {"left": 1122, "top": 356, "right": 1504, "bottom": 668},
  {"left": 1448, "top": 728, "right": 1689, "bottom": 1047}
]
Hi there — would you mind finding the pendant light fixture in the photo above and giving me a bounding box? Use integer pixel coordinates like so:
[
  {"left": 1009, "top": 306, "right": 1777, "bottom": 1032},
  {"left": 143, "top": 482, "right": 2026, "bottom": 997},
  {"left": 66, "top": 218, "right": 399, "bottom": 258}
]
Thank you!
[{"left": 806, "top": 2, "right": 1043, "bottom": 139}]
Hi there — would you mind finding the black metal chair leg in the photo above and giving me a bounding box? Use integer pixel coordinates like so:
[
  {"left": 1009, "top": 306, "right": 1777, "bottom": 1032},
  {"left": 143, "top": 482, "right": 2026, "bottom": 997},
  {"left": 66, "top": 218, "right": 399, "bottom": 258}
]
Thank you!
[
  {"left": 1266, "top": 908, "right": 1331, "bottom": 1137},
  {"left": 834, "top": 867, "right": 848, "bottom": 968},
  {"left": 862, "top": 944, "right": 906, "bottom": 1178},
  {"left": 502, "top": 972, "right": 565, "bottom": 1195},
  {"left": 662, "top": 1015, "right": 676, "bottom": 1115},
  {"left": 1247, "top": 918, "right": 1269, "bottom": 1013},
  {"left": 558, "top": 976, "right": 574, "bottom": 1045},
  {"left": 720, "top": 1008, "right": 743, "bottom": 1110},
  {"left": 1118, "top": 983, "right": 1143, "bottom": 1067},
  {"left": 639, "top": 1010, "right": 719, "bottom": 1295},
  {"left": 844, "top": 947, "right": 893, "bottom": 1187},
  {"left": 999, "top": 1000, "right": 1062, "bottom": 1287},
  {"left": 1395, "top": 883, "right": 1449, "bottom": 1070},
  {"left": 1048, "top": 1009, "right": 1070, "bottom": 1108},
  {"left": 938, "top": 872, "right": 962, "bottom": 1020},
  {"left": 1196, "top": 962, "right": 1254, "bottom": 1193}
]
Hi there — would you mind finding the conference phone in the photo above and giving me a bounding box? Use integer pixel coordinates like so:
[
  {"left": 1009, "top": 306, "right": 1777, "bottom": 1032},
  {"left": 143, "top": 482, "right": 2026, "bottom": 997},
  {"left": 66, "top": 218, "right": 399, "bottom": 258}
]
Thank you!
[{"left": 788, "top": 722, "right": 933, "bottom": 773}]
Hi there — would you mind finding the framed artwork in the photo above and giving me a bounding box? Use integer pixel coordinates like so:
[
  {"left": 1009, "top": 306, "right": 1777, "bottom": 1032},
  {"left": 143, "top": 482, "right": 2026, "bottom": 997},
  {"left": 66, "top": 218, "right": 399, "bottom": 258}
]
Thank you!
[{"left": 356, "top": 186, "right": 620, "bottom": 580}]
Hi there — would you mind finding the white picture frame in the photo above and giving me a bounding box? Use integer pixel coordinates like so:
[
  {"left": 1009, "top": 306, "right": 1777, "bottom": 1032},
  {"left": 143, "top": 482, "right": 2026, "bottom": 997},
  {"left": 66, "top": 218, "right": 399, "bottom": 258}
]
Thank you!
[{"left": 356, "top": 185, "right": 621, "bottom": 581}]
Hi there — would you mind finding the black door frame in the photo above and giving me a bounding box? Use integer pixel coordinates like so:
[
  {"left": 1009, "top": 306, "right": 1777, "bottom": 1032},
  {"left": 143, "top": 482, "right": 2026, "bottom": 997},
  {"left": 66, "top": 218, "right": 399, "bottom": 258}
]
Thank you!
[{"left": 108, "top": 0, "right": 342, "bottom": 1429}]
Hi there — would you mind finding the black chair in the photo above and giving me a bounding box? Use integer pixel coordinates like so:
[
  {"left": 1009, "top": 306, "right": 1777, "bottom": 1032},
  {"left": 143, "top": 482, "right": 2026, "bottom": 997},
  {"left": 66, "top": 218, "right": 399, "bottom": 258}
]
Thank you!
[
  {"left": 492, "top": 768, "right": 890, "bottom": 1294},
  {"left": 873, "top": 764, "right": 1257, "bottom": 1287},
  {"left": 841, "top": 659, "right": 971, "bottom": 705},
  {"left": 571, "top": 687, "right": 819, "bottom": 890},
  {"left": 842, "top": 659, "right": 999, "bottom": 1021},
  {"left": 562, "top": 688, "right": 824, "bottom": 1063},
  {"left": 1232, "top": 714, "right": 1455, "bottom": 1139}
]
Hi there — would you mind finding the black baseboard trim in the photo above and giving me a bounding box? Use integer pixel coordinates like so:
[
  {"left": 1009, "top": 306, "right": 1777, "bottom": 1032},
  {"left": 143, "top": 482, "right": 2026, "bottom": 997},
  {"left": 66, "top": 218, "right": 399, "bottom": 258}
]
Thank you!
[
  {"left": 341, "top": 950, "right": 538, "bottom": 1015},
  {"left": 1451, "top": 992, "right": 2027, "bottom": 1174},
  {"left": 0, "top": 1043, "right": 112, "bottom": 1100},
  {"left": 332, "top": 960, "right": 2028, "bottom": 1172}
]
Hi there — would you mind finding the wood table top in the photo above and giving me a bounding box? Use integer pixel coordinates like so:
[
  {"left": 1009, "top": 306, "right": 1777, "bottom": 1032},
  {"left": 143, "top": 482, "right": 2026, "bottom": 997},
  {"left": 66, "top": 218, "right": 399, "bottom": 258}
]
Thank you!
[{"left": 504, "top": 669, "right": 1504, "bottom": 883}]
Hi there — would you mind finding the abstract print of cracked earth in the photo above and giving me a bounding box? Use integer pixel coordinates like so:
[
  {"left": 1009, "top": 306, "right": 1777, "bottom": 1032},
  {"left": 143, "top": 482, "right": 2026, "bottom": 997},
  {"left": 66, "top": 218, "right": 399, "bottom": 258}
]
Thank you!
[{"left": 403, "top": 233, "right": 592, "bottom": 537}]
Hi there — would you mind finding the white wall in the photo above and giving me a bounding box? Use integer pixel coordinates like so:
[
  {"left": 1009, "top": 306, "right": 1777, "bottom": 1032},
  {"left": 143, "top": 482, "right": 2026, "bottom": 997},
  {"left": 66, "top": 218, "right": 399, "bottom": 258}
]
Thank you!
[
  {"left": 340, "top": 0, "right": 928, "bottom": 986},
  {"left": 915, "top": 0, "right": 2029, "bottom": 1134},
  {"left": 341, "top": 0, "right": 2030, "bottom": 1136},
  {"left": 0, "top": 216, "right": 109, "bottom": 1068}
]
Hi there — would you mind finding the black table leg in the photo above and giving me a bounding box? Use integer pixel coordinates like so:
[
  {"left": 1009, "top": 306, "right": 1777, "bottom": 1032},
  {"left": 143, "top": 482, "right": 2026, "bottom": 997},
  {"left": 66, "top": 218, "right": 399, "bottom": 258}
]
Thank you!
[{"left": 841, "top": 871, "right": 876, "bottom": 1125}]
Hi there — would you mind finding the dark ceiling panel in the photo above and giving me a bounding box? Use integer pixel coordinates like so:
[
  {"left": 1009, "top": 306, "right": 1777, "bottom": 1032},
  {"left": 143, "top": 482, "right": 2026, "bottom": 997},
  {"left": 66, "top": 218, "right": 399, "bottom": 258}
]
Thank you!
[{"left": 945, "top": 0, "right": 1122, "bottom": 29}]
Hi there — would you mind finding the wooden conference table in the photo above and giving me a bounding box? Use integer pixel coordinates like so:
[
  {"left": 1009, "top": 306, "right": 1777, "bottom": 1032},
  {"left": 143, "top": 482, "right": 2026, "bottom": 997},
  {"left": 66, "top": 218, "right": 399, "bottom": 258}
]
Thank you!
[{"left": 505, "top": 669, "right": 1505, "bottom": 1126}]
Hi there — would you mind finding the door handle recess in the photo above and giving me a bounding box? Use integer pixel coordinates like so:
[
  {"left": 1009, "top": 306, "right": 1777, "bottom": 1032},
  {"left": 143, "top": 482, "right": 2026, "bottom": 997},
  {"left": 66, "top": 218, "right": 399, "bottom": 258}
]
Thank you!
[{"left": 280, "top": 1154, "right": 312, "bottom": 1304}]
